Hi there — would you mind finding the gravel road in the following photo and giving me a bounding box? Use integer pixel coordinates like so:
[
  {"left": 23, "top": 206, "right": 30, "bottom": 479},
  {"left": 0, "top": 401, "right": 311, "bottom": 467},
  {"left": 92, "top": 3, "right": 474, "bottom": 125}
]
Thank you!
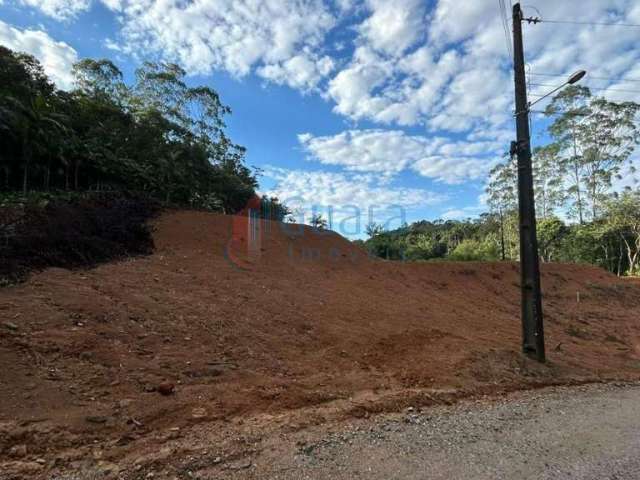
[{"left": 233, "top": 383, "right": 640, "bottom": 480}]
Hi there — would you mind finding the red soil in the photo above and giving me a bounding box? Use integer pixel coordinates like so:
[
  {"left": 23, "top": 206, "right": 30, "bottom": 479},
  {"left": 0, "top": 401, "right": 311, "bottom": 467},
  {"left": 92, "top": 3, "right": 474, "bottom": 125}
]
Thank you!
[{"left": 1, "top": 210, "right": 639, "bottom": 477}]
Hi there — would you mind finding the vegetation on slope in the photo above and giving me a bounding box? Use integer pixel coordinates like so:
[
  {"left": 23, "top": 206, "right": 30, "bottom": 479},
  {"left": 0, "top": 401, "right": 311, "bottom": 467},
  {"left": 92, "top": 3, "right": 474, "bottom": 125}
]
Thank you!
[
  {"left": 0, "top": 47, "right": 289, "bottom": 217},
  {"left": 361, "top": 86, "right": 640, "bottom": 276}
]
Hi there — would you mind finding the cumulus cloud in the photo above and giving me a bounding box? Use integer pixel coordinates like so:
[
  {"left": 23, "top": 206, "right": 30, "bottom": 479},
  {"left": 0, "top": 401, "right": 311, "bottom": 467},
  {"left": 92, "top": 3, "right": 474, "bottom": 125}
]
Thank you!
[
  {"left": 104, "top": 0, "right": 336, "bottom": 91},
  {"left": 18, "top": 0, "right": 91, "bottom": 20},
  {"left": 358, "top": 0, "right": 426, "bottom": 56},
  {"left": 50, "top": 0, "right": 637, "bottom": 134},
  {"left": 299, "top": 129, "right": 502, "bottom": 183},
  {"left": 100, "top": 0, "right": 123, "bottom": 10},
  {"left": 326, "top": 0, "right": 640, "bottom": 135},
  {"left": 0, "top": 21, "right": 78, "bottom": 89},
  {"left": 263, "top": 166, "right": 446, "bottom": 232},
  {"left": 258, "top": 51, "right": 334, "bottom": 92}
]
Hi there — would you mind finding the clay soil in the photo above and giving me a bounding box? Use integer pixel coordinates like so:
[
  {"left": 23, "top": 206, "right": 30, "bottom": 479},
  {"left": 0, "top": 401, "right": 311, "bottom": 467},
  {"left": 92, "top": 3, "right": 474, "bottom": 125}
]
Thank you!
[{"left": 1, "top": 210, "right": 640, "bottom": 479}]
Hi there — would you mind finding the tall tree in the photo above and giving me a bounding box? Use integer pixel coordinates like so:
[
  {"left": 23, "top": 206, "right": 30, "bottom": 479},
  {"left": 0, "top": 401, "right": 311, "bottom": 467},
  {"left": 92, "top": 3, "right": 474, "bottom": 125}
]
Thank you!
[
  {"left": 604, "top": 190, "right": 640, "bottom": 275},
  {"left": 577, "top": 98, "right": 640, "bottom": 218},
  {"left": 532, "top": 143, "right": 565, "bottom": 218},
  {"left": 545, "top": 85, "right": 591, "bottom": 223},
  {"left": 546, "top": 86, "right": 640, "bottom": 221},
  {"left": 486, "top": 157, "right": 517, "bottom": 259}
]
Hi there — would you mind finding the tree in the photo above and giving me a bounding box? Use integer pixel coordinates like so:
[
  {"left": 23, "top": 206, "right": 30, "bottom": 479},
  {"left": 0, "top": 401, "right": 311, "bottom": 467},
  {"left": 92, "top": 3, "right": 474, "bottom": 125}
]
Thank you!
[
  {"left": 310, "top": 213, "right": 328, "bottom": 230},
  {"left": 365, "top": 222, "right": 384, "bottom": 238},
  {"left": 604, "top": 191, "right": 640, "bottom": 275},
  {"left": 537, "top": 216, "right": 566, "bottom": 262},
  {"left": 546, "top": 86, "right": 640, "bottom": 221},
  {"left": 72, "top": 59, "right": 126, "bottom": 103},
  {"left": 1, "top": 94, "right": 66, "bottom": 193},
  {"left": 448, "top": 238, "right": 499, "bottom": 261},
  {"left": 577, "top": 98, "right": 640, "bottom": 219},
  {"left": 0, "top": 47, "right": 259, "bottom": 213},
  {"left": 486, "top": 158, "right": 517, "bottom": 260},
  {"left": 545, "top": 85, "right": 591, "bottom": 223},
  {"left": 532, "top": 144, "right": 565, "bottom": 218}
]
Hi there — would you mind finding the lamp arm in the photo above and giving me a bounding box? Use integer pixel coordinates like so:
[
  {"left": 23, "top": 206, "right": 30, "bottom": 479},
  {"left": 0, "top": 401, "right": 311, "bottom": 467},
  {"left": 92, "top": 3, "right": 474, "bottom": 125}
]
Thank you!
[{"left": 528, "top": 82, "right": 568, "bottom": 108}]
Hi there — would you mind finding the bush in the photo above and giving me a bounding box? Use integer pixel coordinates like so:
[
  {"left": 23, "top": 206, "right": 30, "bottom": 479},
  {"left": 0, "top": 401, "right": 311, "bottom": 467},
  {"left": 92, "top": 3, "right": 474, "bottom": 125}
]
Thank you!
[
  {"left": 448, "top": 239, "right": 500, "bottom": 261},
  {"left": 0, "top": 192, "right": 160, "bottom": 285}
]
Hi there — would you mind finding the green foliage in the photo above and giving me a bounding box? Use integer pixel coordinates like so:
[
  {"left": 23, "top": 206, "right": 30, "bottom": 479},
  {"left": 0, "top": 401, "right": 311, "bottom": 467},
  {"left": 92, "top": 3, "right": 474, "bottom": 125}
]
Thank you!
[
  {"left": 260, "top": 196, "right": 291, "bottom": 222},
  {"left": 310, "top": 213, "right": 328, "bottom": 230},
  {"left": 0, "top": 47, "right": 262, "bottom": 215},
  {"left": 448, "top": 239, "right": 500, "bottom": 261},
  {"left": 537, "top": 216, "right": 566, "bottom": 262},
  {"left": 545, "top": 85, "right": 640, "bottom": 222}
]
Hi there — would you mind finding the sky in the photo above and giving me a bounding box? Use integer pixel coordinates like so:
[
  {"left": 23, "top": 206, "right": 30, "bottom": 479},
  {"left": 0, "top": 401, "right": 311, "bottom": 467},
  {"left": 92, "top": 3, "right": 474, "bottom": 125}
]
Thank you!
[{"left": 1, "top": 0, "right": 640, "bottom": 237}]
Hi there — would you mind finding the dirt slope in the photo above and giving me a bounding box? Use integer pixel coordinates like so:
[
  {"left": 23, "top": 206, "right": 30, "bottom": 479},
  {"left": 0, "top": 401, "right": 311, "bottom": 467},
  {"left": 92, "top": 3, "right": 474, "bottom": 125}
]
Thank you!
[{"left": 1, "top": 210, "right": 640, "bottom": 478}]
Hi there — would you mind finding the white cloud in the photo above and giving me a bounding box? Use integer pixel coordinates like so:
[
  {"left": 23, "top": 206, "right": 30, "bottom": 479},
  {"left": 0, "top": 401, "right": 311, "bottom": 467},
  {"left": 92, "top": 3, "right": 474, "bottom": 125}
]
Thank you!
[
  {"left": 258, "top": 51, "right": 334, "bottom": 92},
  {"left": 326, "top": 0, "right": 640, "bottom": 136},
  {"left": 299, "top": 129, "right": 501, "bottom": 183},
  {"left": 0, "top": 21, "right": 78, "bottom": 89},
  {"left": 18, "top": 0, "right": 91, "bottom": 20},
  {"left": 358, "top": 0, "right": 426, "bottom": 56},
  {"left": 263, "top": 166, "right": 446, "bottom": 233},
  {"left": 440, "top": 205, "right": 484, "bottom": 220},
  {"left": 107, "top": 0, "right": 336, "bottom": 90},
  {"left": 100, "top": 0, "right": 123, "bottom": 10}
]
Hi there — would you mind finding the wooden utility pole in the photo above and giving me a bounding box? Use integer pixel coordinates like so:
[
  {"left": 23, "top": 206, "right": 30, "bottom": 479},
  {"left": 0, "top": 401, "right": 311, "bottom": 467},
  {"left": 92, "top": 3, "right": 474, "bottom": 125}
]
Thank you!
[{"left": 511, "top": 2, "right": 545, "bottom": 362}]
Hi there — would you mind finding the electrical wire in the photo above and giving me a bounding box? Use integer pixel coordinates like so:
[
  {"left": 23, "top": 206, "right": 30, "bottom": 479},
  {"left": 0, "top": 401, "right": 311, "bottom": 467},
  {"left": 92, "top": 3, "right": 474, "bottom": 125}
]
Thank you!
[
  {"left": 529, "top": 82, "right": 640, "bottom": 95},
  {"left": 498, "top": 0, "right": 513, "bottom": 60},
  {"left": 536, "top": 19, "right": 640, "bottom": 28},
  {"left": 530, "top": 73, "right": 640, "bottom": 83}
]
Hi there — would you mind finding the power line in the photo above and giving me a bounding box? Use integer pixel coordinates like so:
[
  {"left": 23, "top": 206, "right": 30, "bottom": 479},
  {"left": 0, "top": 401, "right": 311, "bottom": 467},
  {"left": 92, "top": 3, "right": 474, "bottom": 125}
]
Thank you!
[
  {"left": 535, "top": 19, "right": 640, "bottom": 28},
  {"left": 530, "top": 72, "right": 640, "bottom": 83},
  {"left": 529, "top": 82, "right": 640, "bottom": 95},
  {"left": 498, "top": 0, "right": 513, "bottom": 60}
]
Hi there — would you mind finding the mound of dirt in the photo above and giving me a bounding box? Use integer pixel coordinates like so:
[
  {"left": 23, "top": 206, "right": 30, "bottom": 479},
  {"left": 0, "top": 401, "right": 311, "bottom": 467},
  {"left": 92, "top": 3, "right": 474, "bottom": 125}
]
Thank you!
[{"left": 1, "top": 210, "right": 640, "bottom": 478}]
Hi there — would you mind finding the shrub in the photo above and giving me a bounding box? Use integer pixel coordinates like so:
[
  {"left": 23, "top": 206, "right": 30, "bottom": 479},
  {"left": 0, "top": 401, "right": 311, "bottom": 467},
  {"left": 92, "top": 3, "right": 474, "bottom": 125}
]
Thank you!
[
  {"left": 0, "top": 192, "right": 159, "bottom": 285},
  {"left": 448, "top": 239, "right": 500, "bottom": 261}
]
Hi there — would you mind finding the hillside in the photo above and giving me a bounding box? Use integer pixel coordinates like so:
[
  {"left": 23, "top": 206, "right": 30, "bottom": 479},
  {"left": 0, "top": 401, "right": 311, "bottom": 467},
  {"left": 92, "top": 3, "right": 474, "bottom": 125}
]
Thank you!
[{"left": 1, "top": 210, "right": 640, "bottom": 478}]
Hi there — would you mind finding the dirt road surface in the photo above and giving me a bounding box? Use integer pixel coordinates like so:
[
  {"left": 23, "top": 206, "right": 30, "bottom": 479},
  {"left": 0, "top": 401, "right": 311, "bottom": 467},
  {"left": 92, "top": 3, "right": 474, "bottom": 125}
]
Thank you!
[{"left": 232, "top": 383, "right": 640, "bottom": 480}]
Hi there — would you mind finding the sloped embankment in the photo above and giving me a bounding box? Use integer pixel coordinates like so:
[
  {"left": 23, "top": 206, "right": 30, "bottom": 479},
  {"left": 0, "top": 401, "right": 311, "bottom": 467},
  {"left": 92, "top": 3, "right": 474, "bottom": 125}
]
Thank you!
[{"left": 1, "top": 210, "right": 639, "bottom": 476}]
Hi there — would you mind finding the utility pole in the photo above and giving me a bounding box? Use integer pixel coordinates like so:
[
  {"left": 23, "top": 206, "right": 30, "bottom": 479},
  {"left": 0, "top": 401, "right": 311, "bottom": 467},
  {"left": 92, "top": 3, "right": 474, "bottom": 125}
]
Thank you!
[{"left": 511, "top": 2, "right": 545, "bottom": 362}]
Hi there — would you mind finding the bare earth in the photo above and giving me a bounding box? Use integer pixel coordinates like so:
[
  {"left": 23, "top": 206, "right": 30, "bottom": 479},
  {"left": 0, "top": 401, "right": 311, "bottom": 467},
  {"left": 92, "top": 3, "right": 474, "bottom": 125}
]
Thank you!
[{"left": 1, "top": 211, "right": 640, "bottom": 479}]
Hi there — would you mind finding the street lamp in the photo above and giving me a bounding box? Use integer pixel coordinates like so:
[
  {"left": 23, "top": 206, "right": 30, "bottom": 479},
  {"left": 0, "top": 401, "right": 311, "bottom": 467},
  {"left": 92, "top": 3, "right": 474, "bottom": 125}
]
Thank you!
[{"left": 528, "top": 70, "right": 587, "bottom": 108}]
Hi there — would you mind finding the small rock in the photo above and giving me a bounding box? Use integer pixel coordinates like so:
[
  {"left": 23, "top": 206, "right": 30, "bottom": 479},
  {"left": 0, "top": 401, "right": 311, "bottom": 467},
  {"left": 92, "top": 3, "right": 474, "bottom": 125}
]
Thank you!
[
  {"left": 35, "top": 458, "right": 46, "bottom": 465},
  {"left": 9, "top": 444, "right": 27, "bottom": 458},
  {"left": 126, "top": 417, "right": 143, "bottom": 428},
  {"left": 3, "top": 321, "right": 18, "bottom": 331},
  {"left": 191, "top": 407, "right": 207, "bottom": 419},
  {"left": 116, "top": 434, "right": 135, "bottom": 446},
  {"left": 85, "top": 415, "right": 109, "bottom": 424},
  {"left": 79, "top": 351, "right": 93, "bottom": 361},
  {"left": 228, "top": 460, "right": 252, "bottom": 470},
  {"left": 157, "top": 382, "right": 175, "bottom": 396},
  {"left": 97, "top": 461, "right": 120, "bottom": 475}
]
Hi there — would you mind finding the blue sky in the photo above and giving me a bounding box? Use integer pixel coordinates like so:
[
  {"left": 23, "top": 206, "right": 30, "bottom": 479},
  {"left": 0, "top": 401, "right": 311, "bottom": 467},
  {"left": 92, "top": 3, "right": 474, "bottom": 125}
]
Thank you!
[{"left": 1, "top": 0, "right": 639, "bottom": 237}]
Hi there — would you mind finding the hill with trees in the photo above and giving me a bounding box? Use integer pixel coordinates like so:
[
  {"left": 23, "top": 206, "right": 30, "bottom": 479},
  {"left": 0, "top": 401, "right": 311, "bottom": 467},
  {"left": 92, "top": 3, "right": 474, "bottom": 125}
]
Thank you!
[
  {"left": 362, "top": 85, "right": 640, "bottom": 277},
  {"left": 0, "top": 46, "right": 288, "bottom": 217}
]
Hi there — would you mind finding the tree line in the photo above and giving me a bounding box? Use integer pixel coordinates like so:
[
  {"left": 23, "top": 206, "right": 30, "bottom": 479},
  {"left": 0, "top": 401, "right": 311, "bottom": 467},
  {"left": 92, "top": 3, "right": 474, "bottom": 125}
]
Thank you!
[
  {"left": 0, "top": 46, "right": 287, "bottom": 218},
  {"left": 362, "top": 85, "right": 640, "bottom": 276}
]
